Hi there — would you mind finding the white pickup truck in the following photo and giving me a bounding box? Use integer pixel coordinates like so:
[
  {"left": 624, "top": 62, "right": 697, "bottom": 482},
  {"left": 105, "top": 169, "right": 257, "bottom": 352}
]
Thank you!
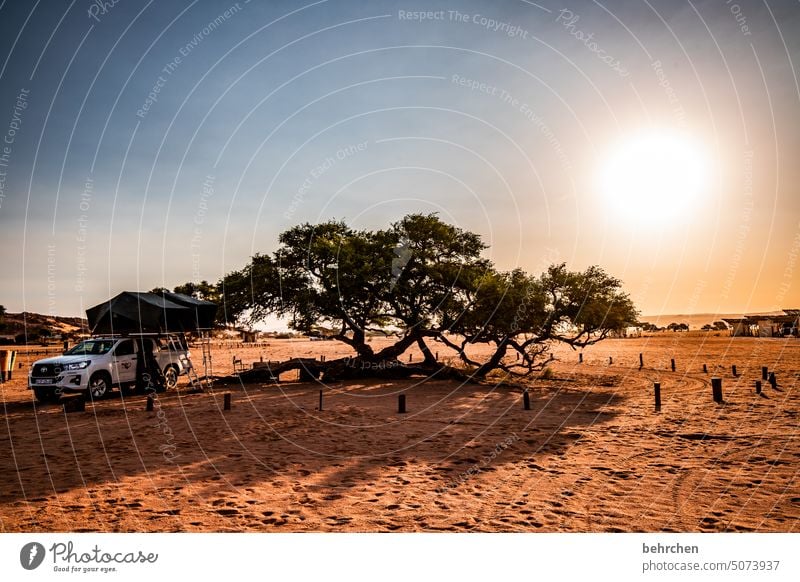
[{"left": 28, "top": 335, "right": 191, "bottom": 402}]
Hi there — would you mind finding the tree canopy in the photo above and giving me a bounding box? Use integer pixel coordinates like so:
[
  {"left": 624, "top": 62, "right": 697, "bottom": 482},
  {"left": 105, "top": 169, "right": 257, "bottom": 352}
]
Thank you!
[{"left": 213, "top": 213, "right": 638, "bottom": 379}]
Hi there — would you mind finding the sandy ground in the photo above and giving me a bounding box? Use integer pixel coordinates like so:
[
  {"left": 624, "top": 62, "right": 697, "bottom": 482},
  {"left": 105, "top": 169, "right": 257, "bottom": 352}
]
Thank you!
[{"left": 1, "top": 334, "right": 798, "bottom": 532}]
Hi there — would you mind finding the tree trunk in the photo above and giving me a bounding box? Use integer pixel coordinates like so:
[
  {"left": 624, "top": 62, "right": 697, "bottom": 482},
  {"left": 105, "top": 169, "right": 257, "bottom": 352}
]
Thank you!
[
  {"left": 472, "top": 339, "right": 508, "bottom": 378},
  {"left": 373, "top": 331, "right": 422, "bottom": 361},
  {"left": 417, "top": 337, "right": 438, "bottom": 365},
  {"left": 338, "top": 326, "right": 375, "bottom": 359}
]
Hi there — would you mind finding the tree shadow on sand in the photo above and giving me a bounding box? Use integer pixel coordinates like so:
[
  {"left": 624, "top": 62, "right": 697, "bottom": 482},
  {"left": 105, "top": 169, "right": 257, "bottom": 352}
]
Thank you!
[{"left": 0, "top": 378, "right": 625, "bottom": 508}]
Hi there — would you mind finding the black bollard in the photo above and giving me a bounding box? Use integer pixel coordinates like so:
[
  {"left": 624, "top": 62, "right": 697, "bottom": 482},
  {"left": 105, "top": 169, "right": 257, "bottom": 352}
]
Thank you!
[
  {"left": 609, "top": 356, "right": 613, "bottom": 365},
  {"left": 711, "top": 377, "right": 723, "bottom": 404},
  {"left": 319, "top": 390, "right": 323, "bottom": 411},
  {"left": 732, "top": 365, "right": 738, "bottom": 377},
  {"left": 703, "top": 363, "right": 708, "bottom": 374},
  {"left": 146, "top": 395, "right": 154, "bottom": 412},
  {"left": 671, "top": 359, "right": 676, "bottom": 372},
  {"left": 755, "top": 380, "right": 762, "bottom": 395},
  {"left": 398, "top": 394, "right": 406, "bottom": 414},
  {"left": 639, "top": 353, "right": 644, "bottom": 369},
  {"left": 768, "top": 372, "right": 777, "bottom": 389},
  {"left": 762, "top": 366, "right": 768, "bottom": 380},
  {"left": 62, "top": 394, "right": 85, "bottom": 413},
  {"left": 654, "top": 382, "right": 661, "bottom": 411},
  {"left": 523, "top": 390, "right": 531, "bottom": 411},
  {"left": 224, "top": 393, "right": 231, "bottom": 411},
  {"left": 579, "top": 353, "right": 583, "bottom": 364}
]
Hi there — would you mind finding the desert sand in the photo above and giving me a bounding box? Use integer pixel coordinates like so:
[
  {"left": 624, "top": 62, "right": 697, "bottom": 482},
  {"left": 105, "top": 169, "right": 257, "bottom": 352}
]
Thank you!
[{"left": 1, "top": 334, "right": 798, "bottom": 532}]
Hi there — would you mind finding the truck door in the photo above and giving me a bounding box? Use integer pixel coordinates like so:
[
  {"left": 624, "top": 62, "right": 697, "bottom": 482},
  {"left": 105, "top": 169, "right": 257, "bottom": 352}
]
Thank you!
[{"left": 111, "top": 339, "right": 137, "bottom": 384}]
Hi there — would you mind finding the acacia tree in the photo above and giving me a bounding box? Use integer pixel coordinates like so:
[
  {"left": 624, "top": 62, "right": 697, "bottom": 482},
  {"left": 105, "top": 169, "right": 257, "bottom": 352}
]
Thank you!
[
  {"left": 218, "top": 214, "right": 638, "bottom": 380},
  {"left": 220, "top": 214, "right": 489, "bottom": 363},
  {"left": 435, "top": 264, "right": 637, "bottom": 377},
  {"left": 377, "top": 214, "right": 490, "bottom": 363},
  {"left": 173, "top": 280, "right": 220, "bottom": 302}
]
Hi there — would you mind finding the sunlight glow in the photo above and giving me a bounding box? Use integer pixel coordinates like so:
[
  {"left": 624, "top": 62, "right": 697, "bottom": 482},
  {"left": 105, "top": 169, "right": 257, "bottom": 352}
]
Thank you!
[{"left": 598, "top": 131, "right": 710, "bottom": 224}]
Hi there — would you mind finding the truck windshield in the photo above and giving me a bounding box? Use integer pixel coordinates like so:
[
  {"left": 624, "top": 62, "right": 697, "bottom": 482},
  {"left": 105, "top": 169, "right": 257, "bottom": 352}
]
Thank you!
[{"left": 65, "top": 340, "right": 115, "bottom": 355}]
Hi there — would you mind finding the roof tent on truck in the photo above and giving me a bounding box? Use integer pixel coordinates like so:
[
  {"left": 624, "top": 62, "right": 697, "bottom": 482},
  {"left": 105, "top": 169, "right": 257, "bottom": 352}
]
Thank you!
[{"left": 86, "top": 291, "right": 217, "bottom": 334}]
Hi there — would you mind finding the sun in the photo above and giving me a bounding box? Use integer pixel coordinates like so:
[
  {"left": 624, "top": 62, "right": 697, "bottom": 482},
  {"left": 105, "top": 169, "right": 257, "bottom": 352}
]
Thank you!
[{"left": 598, "top": 131, "right": 710, "bottom": 223}]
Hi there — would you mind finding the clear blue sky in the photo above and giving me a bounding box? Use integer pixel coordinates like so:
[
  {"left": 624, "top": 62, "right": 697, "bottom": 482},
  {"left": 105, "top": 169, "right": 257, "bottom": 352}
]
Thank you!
[{"left": 1, "top": 0, "right": 799, "bottom": 318}]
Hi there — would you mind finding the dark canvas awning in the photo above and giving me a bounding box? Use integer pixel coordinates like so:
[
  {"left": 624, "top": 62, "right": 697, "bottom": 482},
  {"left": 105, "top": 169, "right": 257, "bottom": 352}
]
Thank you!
[
  {"left": 161, "top": 292, "right": 218, "bottom": 329},
  {"left": 86, "top": 292, "right": 217, "bottom": 334}
]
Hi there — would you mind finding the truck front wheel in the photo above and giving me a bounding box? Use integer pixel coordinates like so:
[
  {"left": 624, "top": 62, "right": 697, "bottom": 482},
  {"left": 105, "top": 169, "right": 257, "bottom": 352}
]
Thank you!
[{"left": 88, "top": 372, "right": 111, "bottom": 400}]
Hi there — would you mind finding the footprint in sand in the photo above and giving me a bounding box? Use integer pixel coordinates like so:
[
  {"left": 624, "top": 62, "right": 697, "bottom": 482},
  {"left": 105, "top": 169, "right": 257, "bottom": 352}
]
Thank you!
[
  {"left": 325, "top": 516, "right": 352, "bottom": 526},
  {"left": 261, "top": 517, "right": 283, "bottom": 525}
]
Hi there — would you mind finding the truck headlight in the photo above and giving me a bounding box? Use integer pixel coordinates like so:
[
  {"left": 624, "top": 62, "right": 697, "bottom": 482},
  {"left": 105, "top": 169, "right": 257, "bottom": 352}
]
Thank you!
[{"left": 64, "top": 361, "right": 90, "bottom": 371}]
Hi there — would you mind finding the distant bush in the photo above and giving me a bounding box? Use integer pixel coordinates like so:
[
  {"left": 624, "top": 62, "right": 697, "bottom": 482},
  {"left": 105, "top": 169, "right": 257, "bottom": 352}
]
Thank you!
[
  {"left": 667, "top": 322, "right": 689, "bottom": 332},
  {"left": 641, "top": 322, "right": 663, "bottom": 332}
]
